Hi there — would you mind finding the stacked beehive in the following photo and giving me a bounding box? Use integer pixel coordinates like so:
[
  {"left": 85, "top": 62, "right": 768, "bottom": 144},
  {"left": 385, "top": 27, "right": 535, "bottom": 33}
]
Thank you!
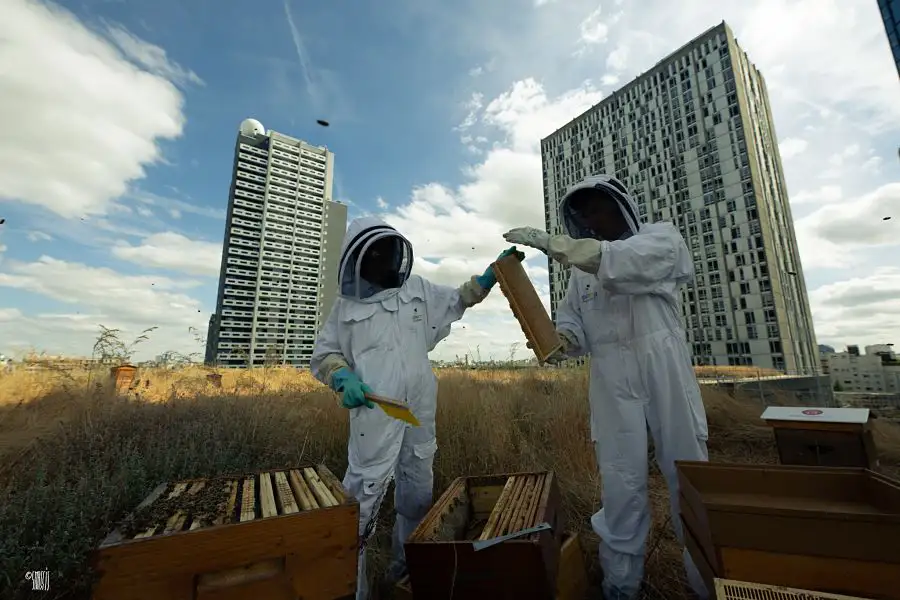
[
  {"left": 677, "top": 461, "right": 900, "bottom": 600},
  {"left": 92, "top": 465, "right": 358, "bottom": 600}
]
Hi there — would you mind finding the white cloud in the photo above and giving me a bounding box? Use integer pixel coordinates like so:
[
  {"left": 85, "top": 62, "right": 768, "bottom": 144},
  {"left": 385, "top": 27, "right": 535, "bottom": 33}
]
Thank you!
[
  {"left": 779, "top": 138, "right": 809, "bottom": 160},
  {"left": 0, "top": 0, "right": 194, "bottom": 218},
  {"left": 790, "top": 184, "right": 842, "bottom": 206},
  {"left": 797, "top": 183, "right": 899, "bottom": 249},
  {"left": 111, "top": 232, "right": 222, "bottom": 276},
  {"left": 578, "top": 6, "right": 610, "bottom": 46},
  {"left": 381, "top": 79, "right": 603, "bottom": 360},
  {"left": 0, "top": 256, "right": 208, "bottom": 359},
  {"left": 601, "top": 74, "right": 620, "bottom": 86},
  {"left": 810, "top": 268, "right": 900, "bottom": 349},
  {"left": 133, "top": 190, "right": 225, "bottom": 220},
  {"left": 26, "top": 231, "right": 53, "bottom": 243},
  {"left": 104, "top": 22, "right": 203, "bottom": 87},
  {"left": 0, "top": 308, "right": 23, "bottom": 322}
]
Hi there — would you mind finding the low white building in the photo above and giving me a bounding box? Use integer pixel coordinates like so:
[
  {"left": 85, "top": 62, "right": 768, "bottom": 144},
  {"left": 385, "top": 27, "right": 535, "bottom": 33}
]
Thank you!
[{"left": 826, "top": 344, "right": 899, "bottom": 393}]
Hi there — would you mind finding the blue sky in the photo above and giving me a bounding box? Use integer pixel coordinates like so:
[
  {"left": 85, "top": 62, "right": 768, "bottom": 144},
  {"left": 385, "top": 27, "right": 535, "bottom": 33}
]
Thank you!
[{"left": 0, "top": 0, "right": 899, "bottom": 363}]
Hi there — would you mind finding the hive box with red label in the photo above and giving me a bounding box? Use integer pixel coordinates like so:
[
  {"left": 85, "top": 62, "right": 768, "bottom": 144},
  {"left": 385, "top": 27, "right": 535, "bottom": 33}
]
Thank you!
[{"left": 760, "top": 406, "right": 878, "bottom": 469}]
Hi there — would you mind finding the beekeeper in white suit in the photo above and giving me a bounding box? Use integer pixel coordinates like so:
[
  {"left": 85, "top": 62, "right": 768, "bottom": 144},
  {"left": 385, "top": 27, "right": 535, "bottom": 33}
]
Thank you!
[
  {"left": 311, "top": 215, "right": 524, "bottom": 600},
  {"left": 504, "top": 174, "right": 710, "bottom": 600}
]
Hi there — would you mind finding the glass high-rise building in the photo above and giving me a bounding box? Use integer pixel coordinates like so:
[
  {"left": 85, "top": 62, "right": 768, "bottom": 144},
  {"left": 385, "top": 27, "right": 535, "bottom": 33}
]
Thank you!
[
  {"left": 540, "top": 22, "right": 819, "bottom": 373},
  {"left": 878, "top": 0, "right": 900, "bottom": 79},
  {"left": 205, "top": 118, "right": 347, "bottom": 368}
]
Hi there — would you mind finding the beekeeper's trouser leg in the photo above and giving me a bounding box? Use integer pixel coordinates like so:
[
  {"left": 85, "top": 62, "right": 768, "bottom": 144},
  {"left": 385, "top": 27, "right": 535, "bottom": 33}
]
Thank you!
[
  {"left": 644, "top": 375, "right": 710, "bottom": 600},
  {"left": 387, "top": 423, "right": 437, "bottom": 581},
  {"left": 342, "top": 416, "right": 406, "bottom": 600},
  {"left": 590, "top": 396, "right": 651, "bottom": 600}
]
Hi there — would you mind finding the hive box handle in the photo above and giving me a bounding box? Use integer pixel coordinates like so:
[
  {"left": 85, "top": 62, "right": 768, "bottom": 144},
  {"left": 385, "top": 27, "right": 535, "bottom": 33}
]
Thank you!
[{"left": 194, "top": 557, "right": 285, "bottom": 596}]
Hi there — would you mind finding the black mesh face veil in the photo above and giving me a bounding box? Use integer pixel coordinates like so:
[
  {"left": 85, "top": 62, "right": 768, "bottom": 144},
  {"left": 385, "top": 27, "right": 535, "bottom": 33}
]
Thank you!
[
  {"left": 558, "top": 175, "right": 642, "bottom": 240},
  {"left": 339, "top": 228, "right": 413, "bottom": 299}
]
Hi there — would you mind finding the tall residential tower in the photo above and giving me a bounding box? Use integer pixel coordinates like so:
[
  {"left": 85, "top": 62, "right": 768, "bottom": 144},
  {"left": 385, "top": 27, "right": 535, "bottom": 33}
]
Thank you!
[
  {"left": 206, "top": 118, "right": 347, "bottom": 368},
  {"left": 540, "top": 22, "right": 818, "bottom": 373},
  {"left": 878, "top": 0, "right": 900, "bottom": 79}
]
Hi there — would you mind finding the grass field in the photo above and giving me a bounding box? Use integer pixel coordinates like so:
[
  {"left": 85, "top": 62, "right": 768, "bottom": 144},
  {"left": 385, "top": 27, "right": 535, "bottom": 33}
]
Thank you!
[{"left": 1, "top": 365, "right": 899, "bottom": 600}]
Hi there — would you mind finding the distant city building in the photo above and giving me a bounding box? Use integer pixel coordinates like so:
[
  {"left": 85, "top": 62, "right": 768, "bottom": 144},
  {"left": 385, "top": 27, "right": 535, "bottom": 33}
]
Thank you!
[
  {"left": 540, "top": 21, "right": 818, "bottom": 373},
  {"left": 878, "top": 0, "right": 900, "bottom": 79},
  {"left": 825, "top": 344, "right": 900, "bottom": 393},
  {"left": 205, "top": 118, "right": 347, "bottom": 368}
]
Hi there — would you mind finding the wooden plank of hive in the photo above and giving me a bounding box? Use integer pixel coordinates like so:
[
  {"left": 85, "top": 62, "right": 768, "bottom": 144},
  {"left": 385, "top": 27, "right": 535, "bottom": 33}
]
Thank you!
[
  {"left": 240, "top": 476, "right": 256, "bottom": 522},
  {"left": 274, "top": 471, "right": 299, "bottom": 514},
  {"left": 525, "top": 473, "right": 546, "bottom": 529},
  {"left": 493, "top": 254, "right": 563, "bottom": 363},
  {"left": 163, "top": 511, "right": 187, "bottom": 534},
  {"left": 530, "top": 472, "right": 554, "bottom": 541},
  {"left": 303, "top": 467, "right": 337, "bottom": 507},
  {"left": 133, "top": 526, "right": 157, "bottom": 539},
  {"left": 496, "top": 476, "right": 526, "bottom": 536},
  {"left": 188, "top": 481, "right": 205, "bottom": 495},
  {"left": 478, "top": 475, "right": 517, "bottom": 541},
  {"left": 316, "top": 464, "right": 347, "bottom": 504},
  {"left": 509, "top": 475, "right": 536, "bottom": 534},
  {"left": 258, "top": 472, "right": 278, "bottom": 518},
  {"left": 167, "top": 482, "right": 188, "bottom": 500},
  {"left": 210, "top": 480, "right": 240, "bottom": 527},
  {"left": 412, "top": 477, "right": 466, "bottom": 540},
  {"left": 289, "top": 469, "right": 318, "bottom": 510}
]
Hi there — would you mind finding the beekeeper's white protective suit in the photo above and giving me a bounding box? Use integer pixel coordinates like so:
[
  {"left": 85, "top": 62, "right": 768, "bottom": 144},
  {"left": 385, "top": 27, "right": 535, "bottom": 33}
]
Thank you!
[
  {"left": 505, "top": 175, "right": 710, "bottom": 600},
  {"left": 310, "top": 216, "right": 493, "bottom": 600}
]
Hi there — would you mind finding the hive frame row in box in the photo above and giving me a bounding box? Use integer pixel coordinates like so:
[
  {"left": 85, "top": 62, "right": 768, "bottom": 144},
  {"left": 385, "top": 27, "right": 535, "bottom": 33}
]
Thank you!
[{"left": 92, "top": 464, "right": 359, "bottom": 600}]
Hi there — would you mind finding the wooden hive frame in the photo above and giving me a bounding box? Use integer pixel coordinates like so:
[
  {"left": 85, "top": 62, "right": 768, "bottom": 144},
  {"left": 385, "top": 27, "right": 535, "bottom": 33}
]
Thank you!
[
  {"left": 92, "top": 464, "right": 358, "bottom": 600},
  {"left": 492, "top": 254, "right": 563, "bottom": 363}
]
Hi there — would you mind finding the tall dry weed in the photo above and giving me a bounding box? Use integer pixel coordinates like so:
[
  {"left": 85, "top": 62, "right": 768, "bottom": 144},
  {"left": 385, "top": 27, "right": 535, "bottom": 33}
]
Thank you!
[{"left": 0, "top": 366, "right": 898, "bottom": 600}]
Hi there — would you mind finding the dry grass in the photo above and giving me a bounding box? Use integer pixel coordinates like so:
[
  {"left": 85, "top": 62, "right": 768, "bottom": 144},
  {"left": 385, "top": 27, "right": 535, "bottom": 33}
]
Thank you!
[{"left": 0, "top": 366, "right": 899, "bottom": 600}]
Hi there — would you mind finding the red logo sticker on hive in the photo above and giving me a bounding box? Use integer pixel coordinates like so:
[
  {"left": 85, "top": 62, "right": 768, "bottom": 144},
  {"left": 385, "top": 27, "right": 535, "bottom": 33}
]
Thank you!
[{"left": 802, "top": 409, "right": 824, "bottom": 416}]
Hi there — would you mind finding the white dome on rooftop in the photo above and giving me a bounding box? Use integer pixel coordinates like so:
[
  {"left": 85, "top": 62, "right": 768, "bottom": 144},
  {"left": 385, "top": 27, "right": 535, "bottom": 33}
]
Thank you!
[{"left": 239, "top": 118, "right": 265, "bottom": 136}]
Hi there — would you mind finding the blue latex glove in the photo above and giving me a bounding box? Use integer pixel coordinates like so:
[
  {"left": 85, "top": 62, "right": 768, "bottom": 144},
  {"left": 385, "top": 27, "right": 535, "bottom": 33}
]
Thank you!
[
  {"left": 331, "top": 367, "right": 375, "bottom": 409},
  {"left": 476, "top": 246, "right": 526, "bottom": 289}
]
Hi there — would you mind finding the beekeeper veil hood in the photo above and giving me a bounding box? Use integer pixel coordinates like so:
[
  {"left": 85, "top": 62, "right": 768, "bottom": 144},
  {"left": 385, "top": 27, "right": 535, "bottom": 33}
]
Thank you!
[
  {"left": 558, "top": 174, "right": 642, "bottom": 241},
  {"left": 338, "top": 216, "right": 413, "bottom": 303}
]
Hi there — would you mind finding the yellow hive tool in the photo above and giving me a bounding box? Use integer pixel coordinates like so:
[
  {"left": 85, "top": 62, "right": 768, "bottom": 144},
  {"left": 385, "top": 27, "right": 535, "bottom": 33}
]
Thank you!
[{"left": 364, "top": 393, "right": 421, "bottom": 427}]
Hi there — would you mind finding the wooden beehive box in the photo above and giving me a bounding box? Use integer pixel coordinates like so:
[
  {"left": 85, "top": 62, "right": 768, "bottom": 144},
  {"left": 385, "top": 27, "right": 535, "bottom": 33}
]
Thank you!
[
  {"left": 110, "top": 364, "right": 137, "bottom": 391},
  {"left": 677, "top": 461, "right": 900, "bottom": 600},
  {"left": 761, "top": 406, "right": 878, "bottom": 469},
  {"left": 395, "top": 531, "right": 586, "bottom": 600},
  {"left": 92, "top": 465, "right": 358, "bottom": 600},
  {"left": 404, "top": 471, "right": 565, "bottom": 600},
  {"left": 493, "top": 254, "right": 563, "bottom": 363}
]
